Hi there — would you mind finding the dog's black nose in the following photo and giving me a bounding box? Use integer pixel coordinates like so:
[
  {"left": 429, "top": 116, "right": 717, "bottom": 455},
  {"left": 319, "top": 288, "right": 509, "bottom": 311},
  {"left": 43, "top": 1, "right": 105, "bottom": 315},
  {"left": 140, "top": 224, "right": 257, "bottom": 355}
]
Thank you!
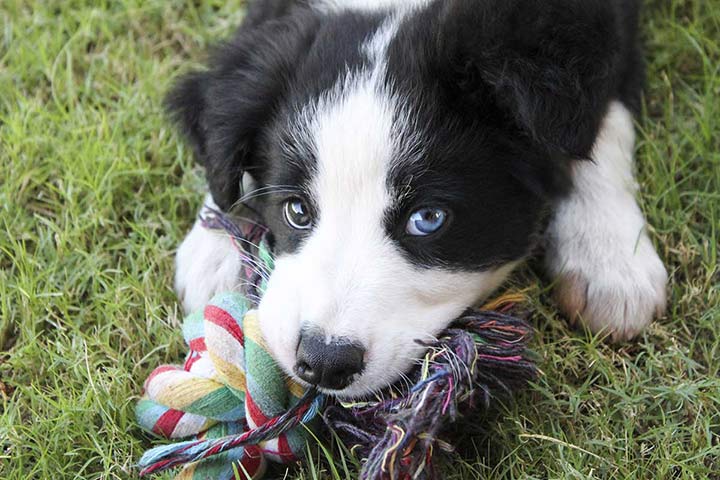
[{"left": 294, "top": 333, "right": 365, "bottom": 390}]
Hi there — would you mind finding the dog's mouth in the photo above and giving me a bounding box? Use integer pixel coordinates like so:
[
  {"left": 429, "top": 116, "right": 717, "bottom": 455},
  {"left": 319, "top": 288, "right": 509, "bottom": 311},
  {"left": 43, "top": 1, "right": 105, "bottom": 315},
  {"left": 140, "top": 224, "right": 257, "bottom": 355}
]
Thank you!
[{"left": 292, "top": 373, "right": 366, "bottom": 398}]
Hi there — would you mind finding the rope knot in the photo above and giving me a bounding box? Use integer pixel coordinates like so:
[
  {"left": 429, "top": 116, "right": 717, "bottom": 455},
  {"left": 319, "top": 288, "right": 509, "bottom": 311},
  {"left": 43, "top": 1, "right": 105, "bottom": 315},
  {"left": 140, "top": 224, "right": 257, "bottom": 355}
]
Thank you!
[{"left": 136, "top": 292, "right": 322, "bottom": 479}]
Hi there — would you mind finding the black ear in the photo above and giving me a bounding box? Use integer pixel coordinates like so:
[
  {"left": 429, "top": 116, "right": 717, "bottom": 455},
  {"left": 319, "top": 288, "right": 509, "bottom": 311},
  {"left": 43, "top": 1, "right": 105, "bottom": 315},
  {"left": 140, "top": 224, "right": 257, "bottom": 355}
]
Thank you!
[
  {"left": 165, "top": 72, "right": 209, "bottom": 162},
  {"left": 165, "top": 10, "right": 318, "bottom": 211},
  {"left": 437, "top": 0, "right": 623, "bottom": 160}
]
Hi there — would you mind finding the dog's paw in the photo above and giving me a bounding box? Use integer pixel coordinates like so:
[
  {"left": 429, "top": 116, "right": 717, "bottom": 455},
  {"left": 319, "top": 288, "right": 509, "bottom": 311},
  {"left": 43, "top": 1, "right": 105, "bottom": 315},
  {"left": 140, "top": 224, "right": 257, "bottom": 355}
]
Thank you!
[
  {"left": 547, "top": 230, "right": 668, "bottom": 342},
  {"left": 175, "top": 215, "right": 242, "bottom": 313}
]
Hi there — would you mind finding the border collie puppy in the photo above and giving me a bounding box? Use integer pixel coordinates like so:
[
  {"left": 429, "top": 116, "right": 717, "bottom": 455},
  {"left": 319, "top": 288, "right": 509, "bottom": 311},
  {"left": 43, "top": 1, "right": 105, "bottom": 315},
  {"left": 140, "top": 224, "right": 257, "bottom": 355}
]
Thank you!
[{"left": 171, "top": 0, "right": 668, "bottom": 397}]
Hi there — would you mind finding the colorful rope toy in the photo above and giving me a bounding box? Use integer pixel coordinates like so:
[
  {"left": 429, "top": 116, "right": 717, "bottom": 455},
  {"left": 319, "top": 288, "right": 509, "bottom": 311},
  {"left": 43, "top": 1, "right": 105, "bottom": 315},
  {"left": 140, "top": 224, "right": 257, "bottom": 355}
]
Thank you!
[{"left": 135, "top": 206, "right": 538, "bottom": 479}]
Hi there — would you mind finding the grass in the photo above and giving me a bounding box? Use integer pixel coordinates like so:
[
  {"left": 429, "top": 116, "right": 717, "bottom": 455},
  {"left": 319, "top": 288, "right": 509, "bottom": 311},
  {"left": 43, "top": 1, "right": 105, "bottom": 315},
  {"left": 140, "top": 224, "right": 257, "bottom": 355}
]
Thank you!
[{"left": 0, "top": 0, "right": 718, "bottom": 478}]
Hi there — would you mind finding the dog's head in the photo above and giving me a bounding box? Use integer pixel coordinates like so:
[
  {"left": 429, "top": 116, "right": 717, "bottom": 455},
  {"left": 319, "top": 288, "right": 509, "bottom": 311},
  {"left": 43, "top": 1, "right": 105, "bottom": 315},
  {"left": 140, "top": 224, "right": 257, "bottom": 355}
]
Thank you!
[{"left": 168, "top": 0, "right": 618, "bottom": 397}]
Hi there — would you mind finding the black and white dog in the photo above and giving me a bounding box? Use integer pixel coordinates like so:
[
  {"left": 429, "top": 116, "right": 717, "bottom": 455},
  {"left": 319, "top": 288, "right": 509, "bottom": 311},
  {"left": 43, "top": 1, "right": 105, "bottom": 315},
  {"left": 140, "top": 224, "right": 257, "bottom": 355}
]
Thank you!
[{"left": 170, "top": 0, "right": 668, "bottom": 398}]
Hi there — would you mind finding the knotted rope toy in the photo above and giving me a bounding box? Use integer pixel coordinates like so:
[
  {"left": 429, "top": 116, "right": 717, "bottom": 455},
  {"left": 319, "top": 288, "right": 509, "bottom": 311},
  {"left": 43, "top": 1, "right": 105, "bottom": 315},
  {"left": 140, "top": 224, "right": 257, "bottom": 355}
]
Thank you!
[{"left": 136, "top": 205, "right": 538, "bottom": 479}]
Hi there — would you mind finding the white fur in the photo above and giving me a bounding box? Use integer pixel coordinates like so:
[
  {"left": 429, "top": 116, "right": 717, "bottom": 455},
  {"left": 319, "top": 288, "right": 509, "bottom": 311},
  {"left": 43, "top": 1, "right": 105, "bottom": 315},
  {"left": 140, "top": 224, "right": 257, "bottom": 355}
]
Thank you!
[
  {"left": 545, "top": 102, "right": 668, "bottom": 341},
  {"left": 257, "top": 23, "right": 513, "bottom": 397},
  {"left": 175, "top": 195, "right": 243, "bottom": 313}
]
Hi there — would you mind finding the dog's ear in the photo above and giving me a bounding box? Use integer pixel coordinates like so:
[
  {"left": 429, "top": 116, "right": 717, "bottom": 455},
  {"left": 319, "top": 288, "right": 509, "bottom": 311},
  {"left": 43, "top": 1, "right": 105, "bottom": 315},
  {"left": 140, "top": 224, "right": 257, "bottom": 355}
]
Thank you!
[
  {"left": 165, "top": 72, "right": 208, "bottom": 162},
  {"left": 435, "top": 0, "right": 622, "bottom": 161},
  {"left": 166, "top": 12, "right": 318, "bottom": 211}
]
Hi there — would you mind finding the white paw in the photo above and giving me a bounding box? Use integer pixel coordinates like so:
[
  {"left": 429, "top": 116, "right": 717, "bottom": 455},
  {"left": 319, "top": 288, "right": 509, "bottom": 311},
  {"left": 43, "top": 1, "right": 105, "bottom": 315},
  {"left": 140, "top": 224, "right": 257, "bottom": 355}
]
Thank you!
[
  {"left": 547, "top": 232, "right": 668, "bottom": 341},
  {"left": 175, "top": 203, "right": 243, "bottom": 313}
]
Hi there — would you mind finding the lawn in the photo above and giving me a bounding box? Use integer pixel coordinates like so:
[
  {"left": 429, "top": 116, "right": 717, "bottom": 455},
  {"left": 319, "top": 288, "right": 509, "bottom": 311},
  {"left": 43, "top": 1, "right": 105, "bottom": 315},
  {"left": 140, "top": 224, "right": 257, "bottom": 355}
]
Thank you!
[{"left": 1, "top": 0, "right": 718, "bottom": 478}]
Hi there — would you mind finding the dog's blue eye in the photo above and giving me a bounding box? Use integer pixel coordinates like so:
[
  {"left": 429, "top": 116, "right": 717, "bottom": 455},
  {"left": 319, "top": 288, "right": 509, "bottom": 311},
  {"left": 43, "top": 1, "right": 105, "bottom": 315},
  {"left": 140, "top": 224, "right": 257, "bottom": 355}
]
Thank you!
[
  {"left": 284, "top": 198, "right": 312, "bottom": 230},
  {"left": 406, "top": 208, "right": 447, "bottom": 236}
]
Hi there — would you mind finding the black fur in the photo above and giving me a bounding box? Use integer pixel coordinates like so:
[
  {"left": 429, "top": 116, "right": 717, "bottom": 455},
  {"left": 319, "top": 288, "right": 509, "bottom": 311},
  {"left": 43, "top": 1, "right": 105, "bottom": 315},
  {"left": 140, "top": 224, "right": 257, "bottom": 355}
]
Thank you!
[
  {"left": 166, "top": 5, "right": 321, "bottom": 210},
  {"left": 167, "top": 0, "right": 644, "bottom": 270}
]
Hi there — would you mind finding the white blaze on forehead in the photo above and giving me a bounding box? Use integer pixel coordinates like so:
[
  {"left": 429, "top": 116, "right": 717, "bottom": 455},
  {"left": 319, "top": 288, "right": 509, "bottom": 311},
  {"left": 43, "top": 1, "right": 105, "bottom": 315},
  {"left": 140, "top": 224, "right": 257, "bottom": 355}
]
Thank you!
[
  {"left": 312, "top": 76, "right": 395, "bottom": 224},
  {"left": 363, "top": 13, "right": 402, "bottom": 66}
]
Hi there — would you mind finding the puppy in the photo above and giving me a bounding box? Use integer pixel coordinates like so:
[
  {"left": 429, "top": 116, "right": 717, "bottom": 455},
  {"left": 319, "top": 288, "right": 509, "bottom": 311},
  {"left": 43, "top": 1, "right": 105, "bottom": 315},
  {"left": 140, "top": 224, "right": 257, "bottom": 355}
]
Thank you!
[{"left": 171, "top": 0, "right": 668, "bottom": 397}]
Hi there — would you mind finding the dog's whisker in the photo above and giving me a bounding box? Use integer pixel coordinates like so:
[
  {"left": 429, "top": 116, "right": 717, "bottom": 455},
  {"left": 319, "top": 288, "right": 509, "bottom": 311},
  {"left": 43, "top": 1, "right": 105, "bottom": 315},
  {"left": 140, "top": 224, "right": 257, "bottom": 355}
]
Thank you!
[
  {"left": 197, "top": 222, "right": 270, "bottom": 275},
  {"left": 232, "top": 185, "right": 302, "bottom": 207},
  {"left": 236, "top": 190, "right": 296, "bottom": 204},
  {"left": 237, "top": 254, "right": 272, "bottom": 279},
  {"left": 211, "top": 234, "right": 273, "bottom": 278}
]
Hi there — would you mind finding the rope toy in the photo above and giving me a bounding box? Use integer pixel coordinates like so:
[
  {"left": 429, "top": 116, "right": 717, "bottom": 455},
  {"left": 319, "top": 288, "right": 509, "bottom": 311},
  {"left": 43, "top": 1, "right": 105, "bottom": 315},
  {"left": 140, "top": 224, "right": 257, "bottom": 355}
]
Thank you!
[{"left": 136, "top": 205, "right": 538, "bottom": 479}]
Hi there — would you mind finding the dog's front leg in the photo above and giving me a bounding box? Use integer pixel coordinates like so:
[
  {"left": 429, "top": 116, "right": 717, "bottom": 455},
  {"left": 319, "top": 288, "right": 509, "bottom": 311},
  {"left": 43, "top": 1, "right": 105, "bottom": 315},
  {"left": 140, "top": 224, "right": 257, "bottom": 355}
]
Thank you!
[
  {"left": 544, "top": 101, "right": 668, "bottom": 341},
  {"left": 175, "top": 195, "right": 243, "bottom": 313}
]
